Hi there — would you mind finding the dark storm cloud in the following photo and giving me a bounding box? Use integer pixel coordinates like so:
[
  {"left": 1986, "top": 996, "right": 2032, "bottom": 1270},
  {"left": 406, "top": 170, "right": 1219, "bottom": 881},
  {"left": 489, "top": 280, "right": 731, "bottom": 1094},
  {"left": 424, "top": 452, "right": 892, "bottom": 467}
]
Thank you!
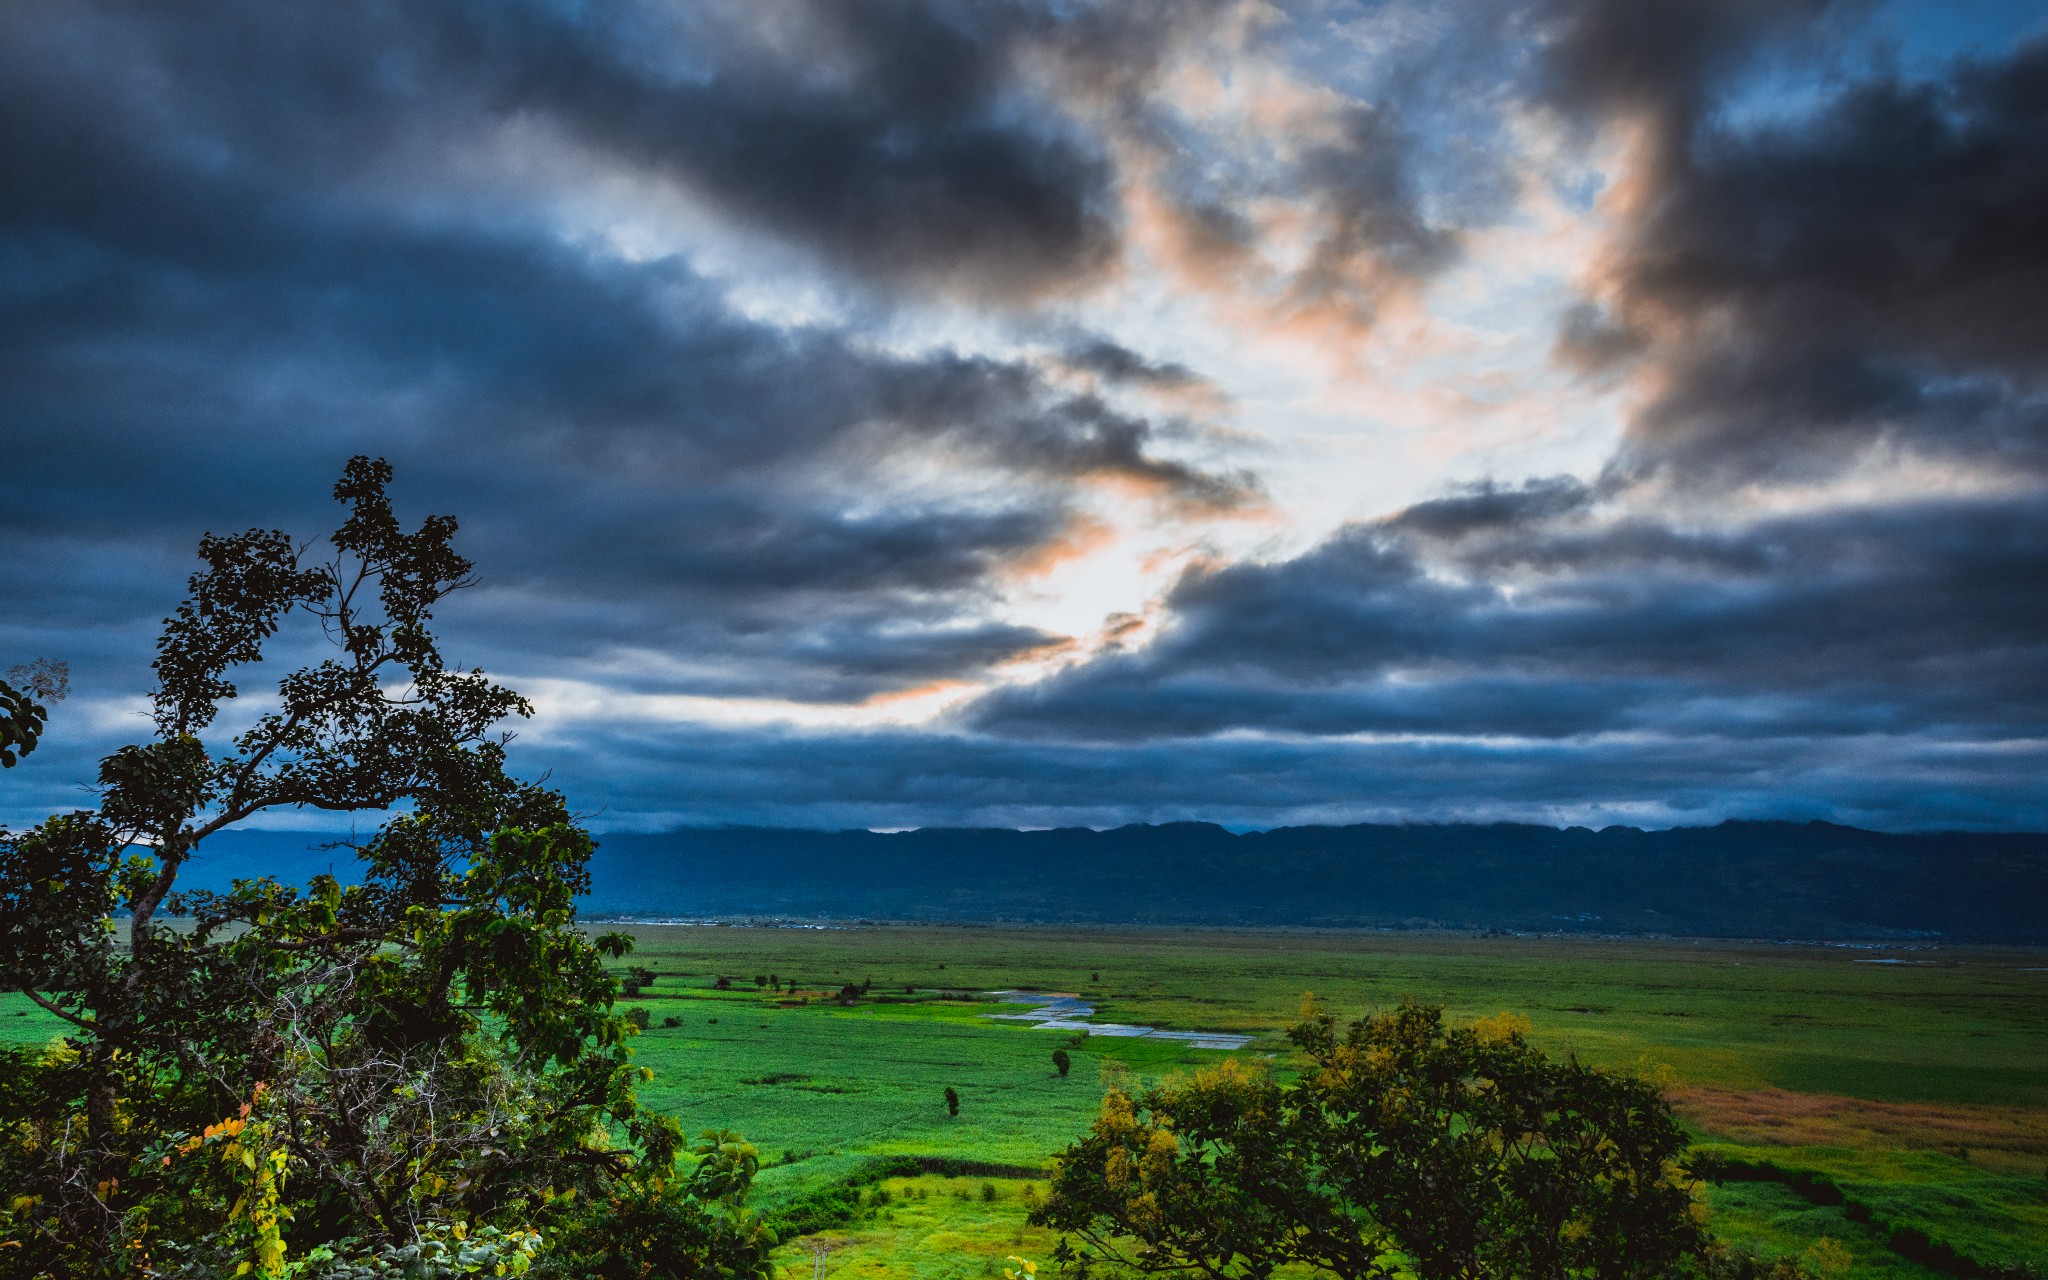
[
  {"left": 947, "top": 0, "right": 2048, "bottom": 824},
  {"left": 1538, "top": 0, "right": 1831, "bottom": 124},
  {"left": 457, "top": 1, "right": 1125, "bottom": 302},
  {"left": 0, "top": 0, "right": 1261, "bottom": 722},
  {"left": 522, "top": 717, "right": 2048, "bottom": 833},
  {"left": 0, "top": 203, "right": 1158, "bottom": 690},
  {"left": 882, "top": 0, "right": 2030, "bottom": 830},
  {"left": 969, "top": 479, "right": 2048, "bottom": 757},
  {"left": 1058, "top": 339, "right": 1209, "bottom": 393},
  {"left": 1542, "top": 1, "right": 2048, "bottom": 480},
  {"left": 6, "top": 0, "right": 2046, "bottom": 833},
  {"left": 0, "top": 0, "right": 1126, "bottom": 304},
  {"left": 1382, "top": 477, "right": 1596, "bottom": 541}
]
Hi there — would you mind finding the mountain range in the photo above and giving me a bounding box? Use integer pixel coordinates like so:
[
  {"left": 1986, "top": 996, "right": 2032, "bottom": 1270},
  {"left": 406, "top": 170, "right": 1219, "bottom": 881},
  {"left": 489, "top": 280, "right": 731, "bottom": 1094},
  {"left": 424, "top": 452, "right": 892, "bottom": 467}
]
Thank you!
[{"left": 178, "top": 820, "right": 2048, "bottom": 943}]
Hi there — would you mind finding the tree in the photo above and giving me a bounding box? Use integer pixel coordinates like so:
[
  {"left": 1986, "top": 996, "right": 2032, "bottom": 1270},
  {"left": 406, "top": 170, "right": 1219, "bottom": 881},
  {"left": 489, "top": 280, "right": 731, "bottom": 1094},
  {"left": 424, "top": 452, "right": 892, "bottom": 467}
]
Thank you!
[
  {"left": 1033, "top": 1001, "right": 1715, "bottom": 1280},
  {"left": 1052, "top": 1048, "right": 1072, "bottom": 1078},
  {"left": 0, "top": 658, "right": 67, "bottom": 768},
  {"left": 540, "top": 1130, "right": 771, "bottom": 1280},
  {"left": 0, "top": 458, "right": 769, "bottom": 1278},
  {"left": 945, "top": 1087, "right": 961, "bottom": 1118}
]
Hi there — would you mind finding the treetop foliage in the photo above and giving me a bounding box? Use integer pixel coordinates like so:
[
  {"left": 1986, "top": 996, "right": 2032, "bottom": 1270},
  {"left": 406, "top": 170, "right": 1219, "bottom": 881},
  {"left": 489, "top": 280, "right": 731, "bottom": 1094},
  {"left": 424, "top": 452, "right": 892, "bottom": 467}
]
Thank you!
[
  {"left": 0, "top": 459, "right": 771, "bottom": 1279},
  {"left": 1033, "top": 999, "right": 1775, "bottom": 1280},
  {"left": 0, "top": 658, "right": 66, "bottom": 769}
]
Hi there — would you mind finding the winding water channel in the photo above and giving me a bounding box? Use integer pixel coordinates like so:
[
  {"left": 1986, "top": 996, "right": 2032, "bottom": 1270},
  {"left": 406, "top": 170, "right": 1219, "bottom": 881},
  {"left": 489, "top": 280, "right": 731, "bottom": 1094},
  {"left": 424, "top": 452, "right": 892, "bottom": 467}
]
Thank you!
[{"left": 982, "top": 990, "right": 1253, "bottom": 1050}]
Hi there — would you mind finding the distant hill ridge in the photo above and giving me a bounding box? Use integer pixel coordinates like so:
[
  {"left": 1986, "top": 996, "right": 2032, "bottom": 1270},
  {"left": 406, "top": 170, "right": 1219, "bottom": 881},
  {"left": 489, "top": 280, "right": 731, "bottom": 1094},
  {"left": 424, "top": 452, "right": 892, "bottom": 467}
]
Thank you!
[{"left": 182, "top": 820, "right": 2048, "bottom": 943}]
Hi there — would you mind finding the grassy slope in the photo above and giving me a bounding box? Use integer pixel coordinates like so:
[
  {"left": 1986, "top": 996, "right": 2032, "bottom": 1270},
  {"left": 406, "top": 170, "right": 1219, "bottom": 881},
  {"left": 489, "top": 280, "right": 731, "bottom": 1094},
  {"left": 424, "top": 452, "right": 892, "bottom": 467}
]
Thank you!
[
  {"left": 767, "top": 1174, "right": 1063, "bottom": 1280},
  {"left": 597, "top": 925, "right": 2048, "bottom": 1277},
  {"left": 6, "top": 925, "right": 2043, "bottom": 1276}
]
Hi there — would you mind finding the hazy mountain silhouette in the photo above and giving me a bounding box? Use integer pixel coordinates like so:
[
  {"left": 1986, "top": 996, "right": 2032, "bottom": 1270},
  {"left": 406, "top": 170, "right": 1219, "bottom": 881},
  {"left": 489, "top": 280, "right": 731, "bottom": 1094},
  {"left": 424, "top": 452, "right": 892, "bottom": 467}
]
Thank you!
[{"left": 182, "top": 820, "right": 2048, "bottom": 942}]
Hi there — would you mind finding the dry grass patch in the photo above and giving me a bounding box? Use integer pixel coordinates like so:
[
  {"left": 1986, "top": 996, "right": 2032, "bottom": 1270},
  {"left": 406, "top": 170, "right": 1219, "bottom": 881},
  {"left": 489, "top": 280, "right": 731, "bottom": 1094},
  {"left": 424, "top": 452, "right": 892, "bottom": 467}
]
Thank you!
[{"left": 1676, "top": 1085, "right": 2048, "bottom": 1173}]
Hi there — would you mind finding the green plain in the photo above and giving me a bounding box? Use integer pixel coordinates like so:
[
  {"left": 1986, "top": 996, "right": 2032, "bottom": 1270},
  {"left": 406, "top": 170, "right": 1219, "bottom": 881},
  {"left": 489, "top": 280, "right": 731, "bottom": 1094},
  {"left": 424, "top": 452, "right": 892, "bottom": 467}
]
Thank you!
[{"left": 7, "top": 925, "right": 2044, "bottom": 1277}]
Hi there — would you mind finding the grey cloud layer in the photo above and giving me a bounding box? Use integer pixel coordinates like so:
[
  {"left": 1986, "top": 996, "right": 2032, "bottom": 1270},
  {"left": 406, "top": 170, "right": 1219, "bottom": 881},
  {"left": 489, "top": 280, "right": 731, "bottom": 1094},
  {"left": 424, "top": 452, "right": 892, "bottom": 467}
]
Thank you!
[
  {"left": 966, "top": 2, "right": 2048, "bottom": 823},
  {"left": 0, "top": 0, "right": 1267, "bottom": 722},
  {"left": 969, "top": 484, "right": 2048, "bottom": 741},
  {"left": 512, "top": 717, "right": 2048, "bottom": 833},
  {"left": 4, "top": 0, "right": 2044, "bottom": 830},
  {"left": 1549, "top": 2, "right": 2048, "bottom": 481}
]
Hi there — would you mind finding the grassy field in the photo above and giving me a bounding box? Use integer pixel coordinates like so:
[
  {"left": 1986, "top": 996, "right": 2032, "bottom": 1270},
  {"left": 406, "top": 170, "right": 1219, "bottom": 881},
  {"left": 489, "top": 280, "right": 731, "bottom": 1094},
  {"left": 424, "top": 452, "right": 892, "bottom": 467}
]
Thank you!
[
  {"left": 5, "top": 924, "right": 2043, "bottom": 1277},
  {"left": 597, "top": 925, "right": 2048, "bottom": 1279}
]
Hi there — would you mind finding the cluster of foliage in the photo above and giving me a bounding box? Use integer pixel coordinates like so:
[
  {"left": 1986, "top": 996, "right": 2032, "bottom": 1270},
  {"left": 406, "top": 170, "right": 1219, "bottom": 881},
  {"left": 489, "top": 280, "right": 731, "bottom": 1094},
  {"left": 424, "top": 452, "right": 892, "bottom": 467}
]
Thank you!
[
  {"left": 0, "top": 460, "right": 771, "bottom": 1278},
  {"left": 761, "top": 1156, "right": 928, "bottom": 1239},
  {"left": 621, "top": 967, "right": 657, "bottom": 999},
  {"left": 1033, "top": 999, "right": 1813, "bottom": 1280},
  {"left": 0, "top": 659, "right": 67, "bottom": 769}
]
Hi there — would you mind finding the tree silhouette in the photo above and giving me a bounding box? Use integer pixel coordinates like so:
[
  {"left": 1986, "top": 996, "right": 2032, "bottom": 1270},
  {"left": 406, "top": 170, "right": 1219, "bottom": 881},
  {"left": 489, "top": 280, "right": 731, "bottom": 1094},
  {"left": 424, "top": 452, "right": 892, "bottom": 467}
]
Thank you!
[
  {"left": 0, "top": 659, "right": 66, "bottom": 768},
  {"left": 0, "top": 459, "right": 770, "bottom": 1276},
  {"left": 1036, "top": 1001, "right": 1710, "bottom": 1280}
]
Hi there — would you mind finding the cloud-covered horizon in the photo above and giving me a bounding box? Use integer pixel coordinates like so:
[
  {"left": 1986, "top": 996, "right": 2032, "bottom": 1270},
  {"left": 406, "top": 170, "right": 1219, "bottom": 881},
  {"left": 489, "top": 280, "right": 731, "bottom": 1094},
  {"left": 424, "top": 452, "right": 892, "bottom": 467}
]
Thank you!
[{"left": 5, "top": 0, "right": 2046, "bottom": 832}]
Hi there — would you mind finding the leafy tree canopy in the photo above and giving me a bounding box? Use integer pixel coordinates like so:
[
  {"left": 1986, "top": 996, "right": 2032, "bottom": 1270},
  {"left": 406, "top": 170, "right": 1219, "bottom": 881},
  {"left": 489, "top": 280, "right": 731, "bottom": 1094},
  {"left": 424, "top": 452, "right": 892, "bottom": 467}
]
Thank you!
[
  {"left": 0, "top": 459, "right": 769, "bottom": 1278},
  {"left": 1034, "top": 1000, "right": 1781, "bottom": 1280},
  {"left": 0, "top": 658, "right": 67, "bottom": 768}
]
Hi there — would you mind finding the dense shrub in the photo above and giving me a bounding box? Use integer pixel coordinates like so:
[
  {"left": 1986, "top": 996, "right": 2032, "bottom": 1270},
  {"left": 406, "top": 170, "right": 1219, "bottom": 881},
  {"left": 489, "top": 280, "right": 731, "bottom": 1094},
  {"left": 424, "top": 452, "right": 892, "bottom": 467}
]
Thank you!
[
  {"left": 0, "top": 460, "right": 770, "bottom": 1279},
  {"left": 1036, "top": 1001, "right": 1707, "bottom": 1280}
]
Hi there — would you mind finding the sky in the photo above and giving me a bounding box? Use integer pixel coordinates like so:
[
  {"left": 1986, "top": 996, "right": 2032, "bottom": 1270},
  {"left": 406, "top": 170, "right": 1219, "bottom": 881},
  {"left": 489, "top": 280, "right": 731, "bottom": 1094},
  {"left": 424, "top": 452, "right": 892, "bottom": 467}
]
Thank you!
[{"left": 4, "top": 0, "right": 2047, "bottom": 833}]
